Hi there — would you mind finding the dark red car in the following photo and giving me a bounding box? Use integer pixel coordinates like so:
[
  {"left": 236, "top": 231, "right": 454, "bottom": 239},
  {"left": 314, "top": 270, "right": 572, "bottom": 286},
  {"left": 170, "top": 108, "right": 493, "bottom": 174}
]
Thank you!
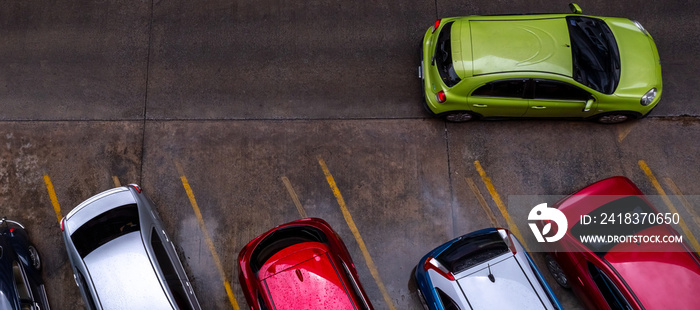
[
  {"left": 238, "top": 218, "right": 373, "bottom": 310},
  {"left": 543, "top": 176, "right": 700, "bottom": 309}
]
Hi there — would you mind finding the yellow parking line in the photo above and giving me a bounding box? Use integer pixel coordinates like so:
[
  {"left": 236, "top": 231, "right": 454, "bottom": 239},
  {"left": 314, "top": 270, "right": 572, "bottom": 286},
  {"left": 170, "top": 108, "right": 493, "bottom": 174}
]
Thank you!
[
  {"left": 112, "top": 176, "right": 121, "bottom": 187},
  {"left": 281, "top": 176, "right": 308, "bottom": 218},
  {"left": 473, "top": 161, "right": 530, "bottom": 252},
  {"left": 43, "top": 175, "right": 63, "bottom": 224},
  {"left": 175, "top": 162, "right": 240, "bottom": 310},
  {"left": 663, "top": 177, "right": 700, "bottom": 229},
  {"left": 466, "top": 177, "right": 501, "bottom": 227},
  {"left": 638, "top": 160, "right": 700, "bottom": 253},
  {"left": 616, "top": 122, "right": 637, "bottom": 143},
  {"left": 317, "top": 157, "right": 396, "bottom": 310}
]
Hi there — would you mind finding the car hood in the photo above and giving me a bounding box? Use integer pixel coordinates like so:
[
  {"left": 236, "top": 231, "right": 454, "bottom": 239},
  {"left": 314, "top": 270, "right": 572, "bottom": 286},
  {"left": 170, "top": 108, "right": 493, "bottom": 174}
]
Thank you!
[
  {"left": 605, "top": 225, "right": 700, "bottom": 308},
  {"left": 605, "top": 17, "right": 662, "bottom": 97}
]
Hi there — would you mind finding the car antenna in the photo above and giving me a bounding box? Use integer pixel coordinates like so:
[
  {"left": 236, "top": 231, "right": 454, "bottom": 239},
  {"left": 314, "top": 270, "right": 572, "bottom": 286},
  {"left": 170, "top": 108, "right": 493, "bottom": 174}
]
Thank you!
[{"left": 487, "top": 264, "right": 495, "bottom": 283}]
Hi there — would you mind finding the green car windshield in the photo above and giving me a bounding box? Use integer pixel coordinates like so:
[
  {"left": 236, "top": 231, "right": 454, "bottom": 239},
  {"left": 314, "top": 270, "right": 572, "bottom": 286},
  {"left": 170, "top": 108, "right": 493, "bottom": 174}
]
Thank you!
[{"left": 567, "top": 16, "right": 620, "bottom": 94}]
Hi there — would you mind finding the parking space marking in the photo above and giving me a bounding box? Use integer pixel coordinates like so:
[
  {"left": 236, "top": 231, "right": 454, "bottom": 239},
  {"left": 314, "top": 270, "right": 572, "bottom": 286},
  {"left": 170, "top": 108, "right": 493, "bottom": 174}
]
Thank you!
[
  {"left": 663, "top": 177, "right": 700, "bottom": 229},
  {"left": 616, "top": 122, "right": 637, "bottom": 143},
  {"left": 473, "top": 161, "right": 531, "bottom": 252},
  {"left": 112, "top": 176, "right": 121, "bottom": 187},
  {"left": 43, "top": 175, "right": 63, "bottom": 224},
  {"left": 466, "top": 177, "right": 501, "bottom": 227},
  {"left": 638, "top": 160, "right": 700, "bottom": 253},
  {"left": 281, "top": 176, "right": 308, "bottom": 218},
  {"left": 317, "top": 156, "right": 396, "bottom": 310},
  {"left": 175, "top": 162, "right": 240, "bottom": 310}
]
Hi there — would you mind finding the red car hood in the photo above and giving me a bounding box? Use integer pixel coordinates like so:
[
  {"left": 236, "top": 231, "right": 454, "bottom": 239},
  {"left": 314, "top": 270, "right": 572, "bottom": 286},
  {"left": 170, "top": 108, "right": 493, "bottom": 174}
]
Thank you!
[{"left": 605, "top": 225, "right": 700, "bottom": 309}]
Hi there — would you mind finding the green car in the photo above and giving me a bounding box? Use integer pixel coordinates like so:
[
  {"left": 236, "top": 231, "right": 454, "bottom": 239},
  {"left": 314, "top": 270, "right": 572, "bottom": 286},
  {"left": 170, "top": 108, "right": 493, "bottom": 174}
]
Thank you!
[{"left": 419, "top": 4, "right": 661, "bottom": 123}]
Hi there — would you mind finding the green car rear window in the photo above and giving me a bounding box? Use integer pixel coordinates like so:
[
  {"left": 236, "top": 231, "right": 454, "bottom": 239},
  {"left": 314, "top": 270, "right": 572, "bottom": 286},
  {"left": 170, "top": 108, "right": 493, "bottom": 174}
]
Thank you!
[
  {"left": 567, "top": 16, "right": 620, "bottom": 94},
  {"left": 435, "top": 22, "right": 462, "bottom": 87}
]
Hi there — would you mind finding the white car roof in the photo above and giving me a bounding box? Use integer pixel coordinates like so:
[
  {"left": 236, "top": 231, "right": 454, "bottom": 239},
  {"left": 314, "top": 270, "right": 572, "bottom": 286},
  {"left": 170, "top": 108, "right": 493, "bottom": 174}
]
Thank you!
[{"left": 83, "top": 231, "right": 172, "bottom": 309}]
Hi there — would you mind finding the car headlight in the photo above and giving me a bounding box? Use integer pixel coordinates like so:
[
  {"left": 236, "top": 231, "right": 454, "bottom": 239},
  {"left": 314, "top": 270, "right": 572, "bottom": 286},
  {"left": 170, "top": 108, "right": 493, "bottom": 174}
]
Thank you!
[
  {"left": 632, "top": 20, "right": 649, "bottom": 36},
  {"left": 641, "top": 88, "right": 657, "bottom": 106}
]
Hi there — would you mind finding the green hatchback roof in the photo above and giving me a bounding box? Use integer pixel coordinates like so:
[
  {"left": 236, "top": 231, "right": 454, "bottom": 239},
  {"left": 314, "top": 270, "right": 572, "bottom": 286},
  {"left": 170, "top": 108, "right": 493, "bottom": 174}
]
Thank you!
[{"left": 464, "top": 17, "right": 573, "bottom": 78}]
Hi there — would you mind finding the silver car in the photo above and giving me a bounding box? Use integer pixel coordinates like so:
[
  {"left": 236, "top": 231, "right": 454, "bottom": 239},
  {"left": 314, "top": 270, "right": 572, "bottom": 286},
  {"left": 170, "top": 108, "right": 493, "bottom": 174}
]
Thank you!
[
  {"left": 60, "top": 184, "right": 201, "bottom": 310},
  {"left": 414, "top": 228, "right": 562, "bottom": 310}
]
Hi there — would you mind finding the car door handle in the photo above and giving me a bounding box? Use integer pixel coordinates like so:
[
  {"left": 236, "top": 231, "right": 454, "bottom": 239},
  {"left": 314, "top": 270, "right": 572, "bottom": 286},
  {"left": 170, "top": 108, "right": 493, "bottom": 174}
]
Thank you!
[
  {"left": 473, "top": 104, "right": 488, "bottom": 108},
  {"left": 531, "top": 106, "right": 547, "bottom": 109}
]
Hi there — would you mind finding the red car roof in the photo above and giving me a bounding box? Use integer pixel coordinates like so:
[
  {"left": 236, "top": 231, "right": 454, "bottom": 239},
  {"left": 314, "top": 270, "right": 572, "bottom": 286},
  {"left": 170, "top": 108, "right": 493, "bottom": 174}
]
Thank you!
[
  {"left": 259, "top": 241, "right": 358, "bottom": 310},
  {"left": 604, "top": 225, "right": 700, "bottom": 309}
]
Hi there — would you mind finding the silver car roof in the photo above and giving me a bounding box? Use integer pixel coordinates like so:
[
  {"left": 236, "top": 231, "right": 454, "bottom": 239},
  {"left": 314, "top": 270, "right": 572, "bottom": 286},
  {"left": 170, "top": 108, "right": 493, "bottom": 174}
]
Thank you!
[
  {"left": 64, "top": 187, "right": 136, "bottom": 235},
  {"left": 457, "top": 255, "right": 549, "bottom": 309},
  {"left": 83, "top": 231, "right": 172, "bottom": 309}
]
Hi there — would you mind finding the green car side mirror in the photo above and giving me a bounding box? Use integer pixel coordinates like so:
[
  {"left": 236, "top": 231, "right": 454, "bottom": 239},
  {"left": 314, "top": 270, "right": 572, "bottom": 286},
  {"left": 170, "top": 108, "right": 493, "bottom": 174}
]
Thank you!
[
  {"left": 569, "top": 3, "right": 583, "bottom": 14},
  {"left": 583, "top": 98, "right": 594, "bottom": 112}
]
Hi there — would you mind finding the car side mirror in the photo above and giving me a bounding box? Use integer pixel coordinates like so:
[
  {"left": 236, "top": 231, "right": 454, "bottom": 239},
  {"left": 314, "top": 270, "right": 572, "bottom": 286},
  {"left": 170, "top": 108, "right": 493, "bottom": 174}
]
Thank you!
[
  {"left": 583, "top": 98, "right": 594, "bottom": 112},
  {"left": 569, "top": 3, "right": 583, "bottom": 14}
]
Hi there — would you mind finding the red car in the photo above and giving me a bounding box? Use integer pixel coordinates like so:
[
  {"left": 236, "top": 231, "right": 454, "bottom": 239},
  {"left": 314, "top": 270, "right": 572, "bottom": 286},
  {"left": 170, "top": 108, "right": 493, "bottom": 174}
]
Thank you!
[
  {"left": 543, "top": 176, "right": 700, "bottom": 309},
  {"left": 238, "top": 218, "right": 373, "bottom": 310}
]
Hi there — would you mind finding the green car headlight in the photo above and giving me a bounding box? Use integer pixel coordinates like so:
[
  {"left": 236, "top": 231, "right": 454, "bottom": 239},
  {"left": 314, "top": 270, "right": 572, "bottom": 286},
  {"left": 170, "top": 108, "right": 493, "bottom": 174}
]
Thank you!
[
  {"left": 641, "top": 88, "right": 657, "bottom": 106},
  {"left": 632, "top": 20, "right": 649, "bottom": 36}
]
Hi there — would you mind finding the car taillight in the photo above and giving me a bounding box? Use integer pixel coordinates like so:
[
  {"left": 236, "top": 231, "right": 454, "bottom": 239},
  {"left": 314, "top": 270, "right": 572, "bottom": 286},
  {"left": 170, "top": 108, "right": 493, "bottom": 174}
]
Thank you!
[
  {"left": 128, "top": 183, "right": 141, "bottom": 193},
  {"left": 436, "top": 91, "right": 446, "bottom": 103},
  {"left": 423, "top": 256, "right": 454, "bottom": 281},
  {"left": 498, "top": 228, "right": 518, "bottom": 254},
  {"left": 60, "top": 218, "right": 65, "bottom": 231},
  {"left": 432, "top": 19, "right": 441, "bottom": 33}
]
